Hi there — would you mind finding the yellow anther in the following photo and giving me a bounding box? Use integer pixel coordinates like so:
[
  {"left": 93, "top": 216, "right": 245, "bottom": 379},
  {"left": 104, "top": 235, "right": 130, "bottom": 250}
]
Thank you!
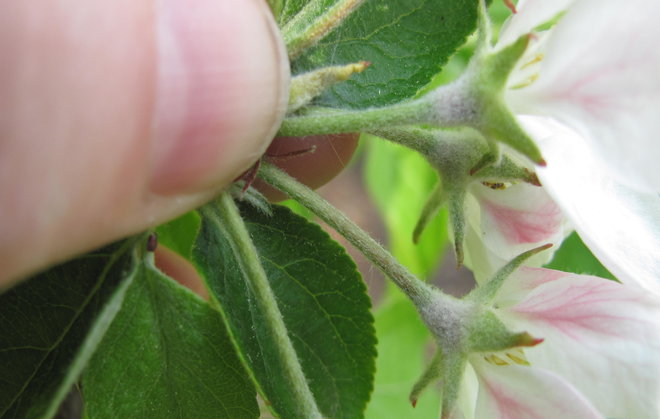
[
  {"left": 484, "top": 348, "right": 531, "bottom": 367},
  {"left": 506, "top": 349, "right": 530, "bottom": 366},
  {"left": 484, "top": 354, "right": 509, "bottom": 366},
  {"left": 510, "top": 74, "right": 539, "bottom": 90},
  {"left": 521, "top": 53, "right": 545, "bottom": 70}
]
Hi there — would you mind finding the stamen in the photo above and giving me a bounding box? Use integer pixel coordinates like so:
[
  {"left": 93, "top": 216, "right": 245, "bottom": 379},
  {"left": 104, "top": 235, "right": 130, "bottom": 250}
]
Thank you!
[
  {"left": 506, "top": 349, "right": 530, "bottom": 365},
  {"left": 503, "top": 0, "right": 517, "bottom": 14},
  {"left": 484, "top": 348, "right": 532, "bottom": 366},
  {"left": 482, "top": 181, "right": 507, "bottom": 190},
  {"left": 510, "top": 73, "right": 539, "bottom": 90},
  {"left": 484, "top": 354, "right": 509, "bottom": 365},
  {"left": 521, "top": 54, "right": 545, "bottom": 70}
]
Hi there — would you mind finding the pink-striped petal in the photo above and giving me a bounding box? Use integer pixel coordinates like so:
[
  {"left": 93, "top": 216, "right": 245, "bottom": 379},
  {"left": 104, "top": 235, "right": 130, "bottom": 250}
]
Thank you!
[
  {"left": 508, "top": 0, "right": 660, "bottom": 192},
  {"left": 520, "top": 115, "right": 660, "bottom": 296},
  {"left": 471, "top": 357, "right": 601, "bottom": 419},
  {"left": 496, "top": 267, "right": 660, "bottom": 418},
  {"left": 464, "top": 182, "right": 569, "bottom": 283}
]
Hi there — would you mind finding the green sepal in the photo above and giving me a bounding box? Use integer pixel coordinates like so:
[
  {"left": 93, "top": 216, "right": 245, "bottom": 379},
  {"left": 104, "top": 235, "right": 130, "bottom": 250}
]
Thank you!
[
  {"left": 447, "top": 188, "right": 467, "bottom": 267},
  {"left": 371, "top": 127, "right": 490, "bottom": 265},
  {"left": 474, "top": 155, "right": 541, "bottom": 186},
  {"left": 468, "top": 140, "right": 499, "bottom": 176},
  {"left": 465, "top": 310, "right": 542, "bottom": 353},
  {"left": 409, "top": 350, "right": 443, "bottom": 408},
  {"left": 477, "top": 98, "right": 545, "bottom": 165},
  {"left": 409, "top": 348, "right": 468, "bottom": 418},
  {"left": 467, "top": 243, "right": 553, "bottom": 304},
  {"left": 468, "top": 13, "right": 543, "bottom": 164},
  {"left": 479, "top": 34, "right": 530, "bottom": 90},
  {"left": 408, "top": 244, "right": 555, "bottom": 416}
]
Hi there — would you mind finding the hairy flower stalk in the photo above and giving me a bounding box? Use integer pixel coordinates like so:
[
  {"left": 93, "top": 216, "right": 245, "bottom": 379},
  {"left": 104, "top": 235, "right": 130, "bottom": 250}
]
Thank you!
[
  {"left": 267, "top": 0, "right": 660, "bottom": 417},
  {"left": 258, "top": 162, "right": 433, "bottom": 302},
  {"left": 279, "top": 30, "right": 545, "bottom": 165},
  {"left": 370, "top": 126, "right": 546, "bottom": 269},
  {"left": 257, "top": 164, "right": 549, "bottom": 417},
  {"left": 408, "top": 242, "right": 660, "bottom": 418},
  {"left": 282, "top": 0, "right": 660, "bottom": 293}
]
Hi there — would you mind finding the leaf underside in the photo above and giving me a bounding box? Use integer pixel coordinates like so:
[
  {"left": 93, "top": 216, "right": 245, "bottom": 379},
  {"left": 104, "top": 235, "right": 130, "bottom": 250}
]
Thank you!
[
  {"left": 0, "top": 241, "right": 134, "bottom": 419},
  {"left": 82, "top": 256, "right": 258, "bottom": 419}
]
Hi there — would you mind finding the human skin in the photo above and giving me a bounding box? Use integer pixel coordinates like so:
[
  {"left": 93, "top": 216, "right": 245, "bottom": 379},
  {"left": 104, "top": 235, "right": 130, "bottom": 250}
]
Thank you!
[
  {"left": 0, "top": 0, "right": 361, "bottom": 291},
  {"left": 0, "top": 0, "right": 291, "bottom": 288},
  {"left": 155, "top": 132, "right": 360, "bottom": 298}
]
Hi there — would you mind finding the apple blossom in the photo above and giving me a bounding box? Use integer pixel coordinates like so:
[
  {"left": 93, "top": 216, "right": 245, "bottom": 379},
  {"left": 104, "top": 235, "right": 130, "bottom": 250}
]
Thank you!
[
  {"left": 455, "top": 266, "right": 660, "bottom": 419},
  {"left": 463, "top": 182, "right": 569, "bottom": 283},
  {"left": 407, "top": 255, "right": 660, "bottom": 417},
  {"left": 496, "top": 0, "right": 660, "bottom": 293},
  {"left": 369, "top": 127, "right": 557, "bottom": 270},
  {"left": 404, "top": 241, "right": 660, "bottom": 418},
  {"left": 275, "top": 0, "right": 660, "bottom": 291}
]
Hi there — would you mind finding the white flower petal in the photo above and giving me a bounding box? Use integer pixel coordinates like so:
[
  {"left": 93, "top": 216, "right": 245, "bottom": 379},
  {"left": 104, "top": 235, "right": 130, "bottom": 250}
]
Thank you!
[
  {"left": 509, "top": 0, "right": 660, "bottom": 191},
  {"left": 453, "top": 362, "right": 479, "bottom": 419},
  {"left": 464, "top": 182, "right": 570, "bottom": 283},
  {"left": 497, "top": 0, "right": 575, "bottom": 49},
  {"left": 470, "top": 357, "right": 601, "bottom": 419},
  {"left": 520, "top": 115, "right": 660, "bottom": 295},
  {"left": 497, "top": 268, "right": 660, "bottom": 418}
]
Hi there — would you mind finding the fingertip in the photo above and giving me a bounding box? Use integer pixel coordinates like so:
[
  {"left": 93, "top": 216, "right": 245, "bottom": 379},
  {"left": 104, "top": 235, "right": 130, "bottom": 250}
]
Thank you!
[{"left": 149, "top": 0, "right": 290, "bottom": 195}]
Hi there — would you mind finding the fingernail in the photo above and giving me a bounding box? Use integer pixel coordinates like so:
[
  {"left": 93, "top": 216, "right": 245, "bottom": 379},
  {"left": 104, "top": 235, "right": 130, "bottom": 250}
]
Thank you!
[{"left": 150, "top": 0, "right": 289, "bottom": 195}]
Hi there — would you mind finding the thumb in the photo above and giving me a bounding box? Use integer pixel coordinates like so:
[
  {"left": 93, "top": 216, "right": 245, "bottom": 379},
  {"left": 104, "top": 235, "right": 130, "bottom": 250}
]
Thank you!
[{"left": 0, "top": 0, "right": 289, "bottom": 286}]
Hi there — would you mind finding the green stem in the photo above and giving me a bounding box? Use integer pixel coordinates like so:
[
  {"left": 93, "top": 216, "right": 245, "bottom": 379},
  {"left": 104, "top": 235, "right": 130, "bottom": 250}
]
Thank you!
[
  {"left": 278, "top": 78, "right": 470, "bottom": 138},
  {"left": 278, "top": 99, "right": 432, "bottom": 137},
  {"left": 215, "top": 192, "right": 323, "bottom": 418},
  {"left": 259, "top": 162, "right": 432, "bottom": 303},
  {"left": 367, "top": 126, "right": 438, "bottom": 156}
]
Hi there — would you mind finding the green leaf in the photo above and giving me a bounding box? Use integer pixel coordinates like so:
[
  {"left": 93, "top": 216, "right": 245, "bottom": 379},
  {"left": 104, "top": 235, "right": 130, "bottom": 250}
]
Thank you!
[
  {"left": 279, "top": 198, "right": 315, "bottom": 220},
  {"left": 194, "top": 202, "right": 376, "bottom": 418},
  {"left": 291, "top": 0, "right": 479, "bottom": 108},
  {"left": 545, "top": 232, "right": 617, "bottom": 281},
  {"left": 364, "top": 136, "right": 448, "bottom": 278},
  {"left": 155, "top": 210, "right": 201, "bottom": 259},
  {"left": 82, "top": 254, "right": 258, "bottom": 419},
  {"left": 0, "top": 240, "right": 136, "bottom": 419},
  {"left": 365, "top": 290, "right": 439, "bottom": 419},
  {"left": 279, "top": 0, "right": 316, "bottom": 25}
]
